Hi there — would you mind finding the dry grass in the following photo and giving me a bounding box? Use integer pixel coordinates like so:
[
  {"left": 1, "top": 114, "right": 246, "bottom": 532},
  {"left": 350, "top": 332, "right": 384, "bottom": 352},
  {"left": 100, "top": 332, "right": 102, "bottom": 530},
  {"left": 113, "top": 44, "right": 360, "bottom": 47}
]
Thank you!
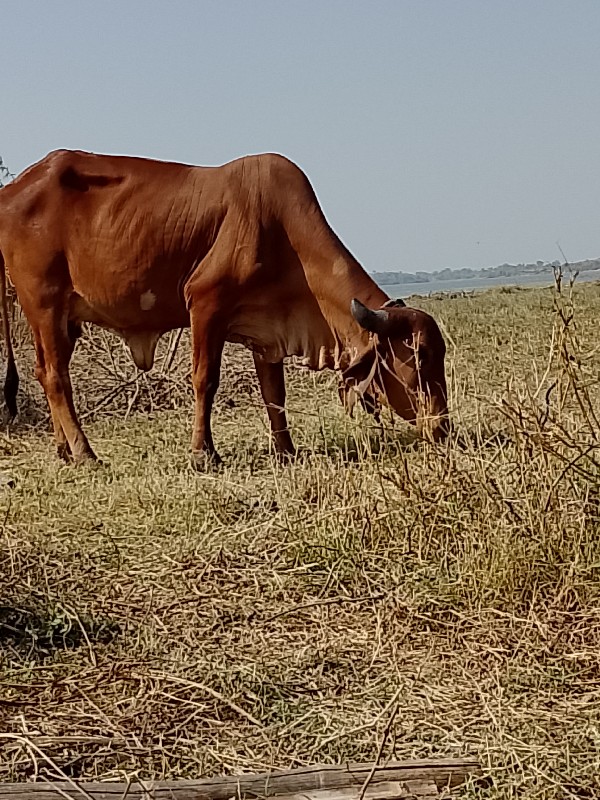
[{"left": 1, "top": 280, "right": 600, "bottom": 798}]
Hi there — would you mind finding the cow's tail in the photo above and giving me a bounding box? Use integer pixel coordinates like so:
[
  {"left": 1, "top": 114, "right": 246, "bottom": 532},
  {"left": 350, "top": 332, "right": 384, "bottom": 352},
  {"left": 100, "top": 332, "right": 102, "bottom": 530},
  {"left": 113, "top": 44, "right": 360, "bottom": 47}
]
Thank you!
[{"left": 0, "top": 250, "right": 18, "bottom": 418}]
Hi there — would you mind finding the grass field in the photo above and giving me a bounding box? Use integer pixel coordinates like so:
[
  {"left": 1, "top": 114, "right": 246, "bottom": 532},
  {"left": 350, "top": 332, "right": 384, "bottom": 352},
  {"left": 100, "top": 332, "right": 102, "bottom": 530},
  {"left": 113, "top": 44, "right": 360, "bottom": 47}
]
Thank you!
[{"left": 1, "top": 281, "right": 600, "bottom": 798}]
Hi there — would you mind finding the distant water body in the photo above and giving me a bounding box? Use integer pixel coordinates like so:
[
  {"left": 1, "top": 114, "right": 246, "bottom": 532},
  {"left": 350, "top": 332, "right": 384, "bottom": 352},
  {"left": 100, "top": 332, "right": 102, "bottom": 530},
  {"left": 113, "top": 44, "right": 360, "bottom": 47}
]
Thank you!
[{"left": 377, "top": 270, "right": 600, "bottom": 298}]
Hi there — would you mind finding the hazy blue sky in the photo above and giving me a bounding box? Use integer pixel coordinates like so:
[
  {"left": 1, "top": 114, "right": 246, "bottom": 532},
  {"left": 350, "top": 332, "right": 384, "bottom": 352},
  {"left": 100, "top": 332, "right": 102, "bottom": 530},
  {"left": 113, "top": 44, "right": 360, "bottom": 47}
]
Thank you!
[{"left": 2, "top": 1, "right": 600, "bottom": 272}]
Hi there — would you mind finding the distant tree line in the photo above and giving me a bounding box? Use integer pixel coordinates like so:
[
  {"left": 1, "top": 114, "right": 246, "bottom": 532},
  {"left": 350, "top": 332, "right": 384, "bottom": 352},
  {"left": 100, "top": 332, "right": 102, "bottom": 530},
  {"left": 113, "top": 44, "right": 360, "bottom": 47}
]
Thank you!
[{"left": 372, "top": 257, "right": 600, "bottom": 285}]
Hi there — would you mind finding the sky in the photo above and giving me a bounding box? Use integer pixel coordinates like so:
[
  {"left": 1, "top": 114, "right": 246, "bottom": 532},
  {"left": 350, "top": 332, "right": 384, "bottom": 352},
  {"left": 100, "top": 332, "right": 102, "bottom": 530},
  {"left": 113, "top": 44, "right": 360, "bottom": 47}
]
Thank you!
[{"left": 2, "top": 1, "right": 600, "bottom": 274}]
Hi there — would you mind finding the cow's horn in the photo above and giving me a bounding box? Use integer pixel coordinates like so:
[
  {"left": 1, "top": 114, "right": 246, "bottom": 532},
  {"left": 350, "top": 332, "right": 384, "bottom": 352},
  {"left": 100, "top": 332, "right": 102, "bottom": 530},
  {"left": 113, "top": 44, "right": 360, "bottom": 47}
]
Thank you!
[
  {"left": 351, "top": 298, "right": 390, "bottom": 335},
  {"left": 382, "top": 297, "right": 406, "bottom": 308}
]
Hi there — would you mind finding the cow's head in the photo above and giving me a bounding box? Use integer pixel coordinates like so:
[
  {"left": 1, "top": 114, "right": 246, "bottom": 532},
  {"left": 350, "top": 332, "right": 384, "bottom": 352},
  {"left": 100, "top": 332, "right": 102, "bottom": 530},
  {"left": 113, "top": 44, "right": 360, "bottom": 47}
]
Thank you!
[{"left": 341, "top": 297, "right": 449, "bottom": 441}]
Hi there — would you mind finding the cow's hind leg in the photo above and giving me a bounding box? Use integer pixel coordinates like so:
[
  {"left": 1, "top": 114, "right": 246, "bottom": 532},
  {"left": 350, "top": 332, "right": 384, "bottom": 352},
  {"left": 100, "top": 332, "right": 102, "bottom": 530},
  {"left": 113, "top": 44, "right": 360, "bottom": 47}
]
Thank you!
[
  {"left": 46, "top": 321, "right": 84, "bottom": 461},
  {"left": 31, "top": 309, "right": 96, "bottom": 464},
  {"left": 253, "top": 354, "right": 295, "bottom": 457}
]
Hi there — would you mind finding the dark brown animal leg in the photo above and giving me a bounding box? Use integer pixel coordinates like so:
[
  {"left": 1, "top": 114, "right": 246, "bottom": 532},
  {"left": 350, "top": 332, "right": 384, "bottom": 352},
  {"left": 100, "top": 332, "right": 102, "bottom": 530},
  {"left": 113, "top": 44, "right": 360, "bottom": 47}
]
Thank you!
[
  {"left": 30, "top": 311, "right": 96, "bottom": 464},
  {"left": 189, "top": 308, "right": 225, "bottom": 468},
  {"left": 253, "top": 354, "right": 295, "bottom": 457}
]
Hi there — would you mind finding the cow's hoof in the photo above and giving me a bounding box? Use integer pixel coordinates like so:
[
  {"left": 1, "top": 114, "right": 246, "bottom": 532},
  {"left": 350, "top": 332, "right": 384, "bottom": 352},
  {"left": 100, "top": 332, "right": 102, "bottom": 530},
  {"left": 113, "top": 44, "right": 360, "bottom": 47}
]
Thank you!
[{"left": 190, "top": 450, "right": 223, "bottom": 472}]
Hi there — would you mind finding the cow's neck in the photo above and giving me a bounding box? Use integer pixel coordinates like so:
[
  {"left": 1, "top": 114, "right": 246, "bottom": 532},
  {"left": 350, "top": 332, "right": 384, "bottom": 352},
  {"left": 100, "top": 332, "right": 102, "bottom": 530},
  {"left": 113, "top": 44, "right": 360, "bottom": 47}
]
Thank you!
[{"left": 305, "top": 248, "right": 389, "bottom": 365}]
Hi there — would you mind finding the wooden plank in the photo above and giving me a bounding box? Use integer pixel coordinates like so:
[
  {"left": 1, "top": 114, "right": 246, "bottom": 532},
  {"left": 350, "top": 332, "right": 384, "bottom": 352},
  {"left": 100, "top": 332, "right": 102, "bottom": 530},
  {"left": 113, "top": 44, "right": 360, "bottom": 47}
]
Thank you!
[
  {"left": 403, "top": 782, "right": 440, "bottom": 798},
  {"left": 277, "top": 781, "right": 439, "bottom": 800},
  {"left": 242, "top": 781, "right": 438, "bottom": 800},
  {"left": 0, "top": 758, "right": 481, "bottom": 800},
  {"left": 0, "top": 784, "right": 438, "bottom": 800}
]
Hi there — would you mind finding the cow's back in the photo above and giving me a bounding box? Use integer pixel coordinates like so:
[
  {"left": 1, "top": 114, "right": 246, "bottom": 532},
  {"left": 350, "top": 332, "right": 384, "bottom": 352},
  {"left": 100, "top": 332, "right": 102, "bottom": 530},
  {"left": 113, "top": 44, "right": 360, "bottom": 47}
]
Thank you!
[
  {"left": 0, "top": 149, "right": 351, "bottom": 345},
  {"left": 0, "top": 150, "right": 214, "bottom": 260},
  {"left": 0, "top": 151, "right": 236, "bottom": 328},
  {"left": 0, "top": 148, "right": 326, "bottom": 264}
]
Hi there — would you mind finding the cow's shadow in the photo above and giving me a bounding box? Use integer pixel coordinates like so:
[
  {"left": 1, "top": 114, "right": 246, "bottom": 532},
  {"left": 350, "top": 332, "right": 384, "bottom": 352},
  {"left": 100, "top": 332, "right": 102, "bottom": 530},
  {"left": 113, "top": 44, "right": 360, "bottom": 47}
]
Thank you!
[
  {"left": 299, "top": 423, "right": 514, "bottom": 464},
  {"left": 229, "top": 425, "right": 423, "bottom": 469},
  {"left": 320, "top": 428, "right": 420, "bottom": 463}
]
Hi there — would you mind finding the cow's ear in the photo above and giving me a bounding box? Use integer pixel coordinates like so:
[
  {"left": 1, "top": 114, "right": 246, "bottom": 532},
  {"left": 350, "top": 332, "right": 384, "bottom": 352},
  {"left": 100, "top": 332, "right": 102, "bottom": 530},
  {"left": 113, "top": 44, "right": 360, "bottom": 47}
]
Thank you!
[
  {"left": 340, "top": 347, "right": 379, "bottom": 414},
  {"left": 342, "top": 347, "right": 377, "bottom": 387},
  {"left": 382, "top": 297, "right": 406, "bottom": 308}
]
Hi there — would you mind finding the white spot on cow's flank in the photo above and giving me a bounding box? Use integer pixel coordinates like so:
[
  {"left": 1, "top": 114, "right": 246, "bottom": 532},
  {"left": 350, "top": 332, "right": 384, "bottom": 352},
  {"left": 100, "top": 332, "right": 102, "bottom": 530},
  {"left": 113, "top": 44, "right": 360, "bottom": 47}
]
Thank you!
[{"left": 140, "top": 290, "right": 156, "bottom": 311}]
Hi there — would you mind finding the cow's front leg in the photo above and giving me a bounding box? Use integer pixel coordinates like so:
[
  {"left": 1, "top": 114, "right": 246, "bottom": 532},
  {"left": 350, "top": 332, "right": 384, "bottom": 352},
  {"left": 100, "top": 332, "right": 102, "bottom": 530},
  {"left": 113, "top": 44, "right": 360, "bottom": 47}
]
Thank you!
[
  {"left": 253, "top": 354, "right": 295, "bottom": 458},
  {"left": 189, "top": 309, "right": 225, "bottom": 469}
]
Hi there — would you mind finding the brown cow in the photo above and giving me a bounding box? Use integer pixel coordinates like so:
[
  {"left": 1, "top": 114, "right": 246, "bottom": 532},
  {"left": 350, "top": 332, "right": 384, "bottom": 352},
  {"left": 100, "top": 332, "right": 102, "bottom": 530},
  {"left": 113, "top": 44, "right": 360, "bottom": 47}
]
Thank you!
[{"left": 0, "top": 150, "right": 448, "bottom": 465}]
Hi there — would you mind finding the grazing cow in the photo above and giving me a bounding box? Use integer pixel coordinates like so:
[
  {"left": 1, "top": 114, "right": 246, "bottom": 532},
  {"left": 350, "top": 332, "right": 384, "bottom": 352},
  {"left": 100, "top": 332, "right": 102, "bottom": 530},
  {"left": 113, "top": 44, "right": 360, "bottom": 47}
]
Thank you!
[{"left": 0, "top": 150, "right": 448, "bottom": 465}]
